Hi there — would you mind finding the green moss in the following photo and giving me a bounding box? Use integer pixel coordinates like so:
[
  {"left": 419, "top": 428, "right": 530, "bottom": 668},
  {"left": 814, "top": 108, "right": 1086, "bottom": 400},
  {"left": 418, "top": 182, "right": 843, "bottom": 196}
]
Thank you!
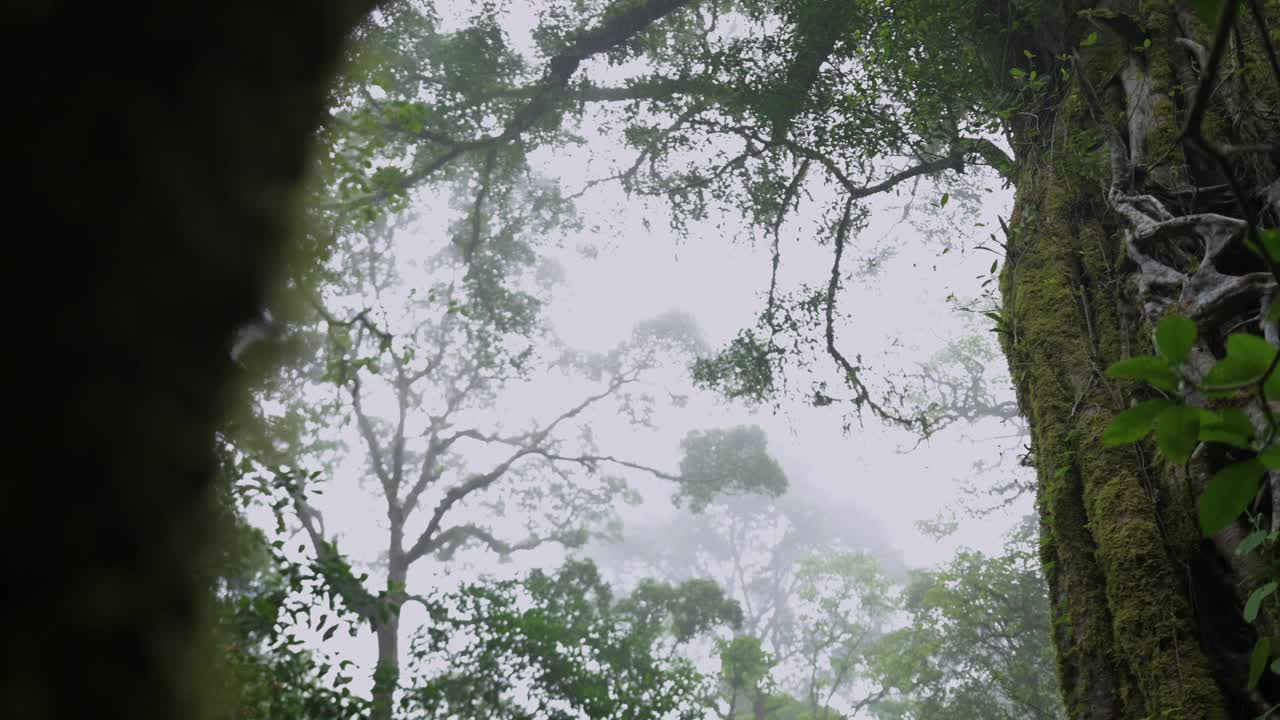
[
  {"left": 1003, "top": 154, "right": 1125, "bottom": 716},
  {"left": 1001, "top": 47, "right": 1232, "bottom": 709}
]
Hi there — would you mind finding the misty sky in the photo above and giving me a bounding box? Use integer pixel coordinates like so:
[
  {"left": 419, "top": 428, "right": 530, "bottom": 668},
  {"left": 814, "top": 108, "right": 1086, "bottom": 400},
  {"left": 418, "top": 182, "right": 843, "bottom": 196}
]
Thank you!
[{"left": 253, "top": 0, "right": 1032, "bottom": 702}]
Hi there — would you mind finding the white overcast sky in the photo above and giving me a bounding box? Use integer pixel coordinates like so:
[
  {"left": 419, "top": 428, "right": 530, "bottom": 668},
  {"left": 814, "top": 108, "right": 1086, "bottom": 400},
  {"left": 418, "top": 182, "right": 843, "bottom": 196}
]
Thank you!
[{"left": 255, "top": 0, "right": 1032, "bottom": 703}]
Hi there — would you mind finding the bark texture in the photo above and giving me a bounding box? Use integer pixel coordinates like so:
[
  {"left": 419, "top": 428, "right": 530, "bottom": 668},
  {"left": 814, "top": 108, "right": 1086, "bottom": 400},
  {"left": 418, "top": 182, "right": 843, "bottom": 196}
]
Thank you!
[
  {"left": 7, "top": 4, "right": 371, "bottom": 719},
  {"left": 990, "top": 0, "right": 1280, "bottom": 717}
]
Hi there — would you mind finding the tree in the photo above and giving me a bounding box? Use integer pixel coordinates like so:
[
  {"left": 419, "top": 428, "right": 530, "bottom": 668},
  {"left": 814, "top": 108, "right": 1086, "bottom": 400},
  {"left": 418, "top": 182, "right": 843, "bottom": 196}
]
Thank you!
[
  {"left": 990, "top": 3, "right": 1280, "bottom": 716},
  {"left": 11, "top": 3, "right": 377, "bottom": 719},
  {"left": 782, "top": 552, "right": 900, "bottom": 719},
  {"left": 402, "top": 559, "right": 741, "bottom": 719},
  {"left": 20, "top": 1, "right": 1278, "bottom": 719},
  {"left": 315, "top": 1, "right": 1280, "bottom": 716},
  {"left": 228, "top": 203, "right": 786, "bottom": 718},
  {"left": 897, "top": 327, "right": 1024, "bottom": 441},
  {"left": 596, "top": 489, "right": 904, "bottom": 657},
  {"left": 871, "top": 517, "right": 1064, "bottom": 720},
  {"left": 709, "top": 552, "right": 902, "bottom": 720},
  {"left": 207, "top": 446, "right": 370, "bottom": 720},
  {"left": 599, "top": 489, "right": 910, "bottom": 718}
]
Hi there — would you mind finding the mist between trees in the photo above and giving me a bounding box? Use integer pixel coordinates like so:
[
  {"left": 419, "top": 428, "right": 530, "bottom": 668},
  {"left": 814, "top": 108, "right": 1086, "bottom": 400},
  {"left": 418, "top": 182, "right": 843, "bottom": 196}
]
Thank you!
[{"left": 24, "top": 0, "right": 1273, "bottom": 719}]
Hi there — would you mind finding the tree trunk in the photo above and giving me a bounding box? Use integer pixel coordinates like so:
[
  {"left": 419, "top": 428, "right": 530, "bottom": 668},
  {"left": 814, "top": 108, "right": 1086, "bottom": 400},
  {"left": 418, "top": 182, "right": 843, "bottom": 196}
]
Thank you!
[
  {"left": 992, "top": 0, "right": 1280, "bottom": 717},
  {"left": 372, "top": 614, "right": 402, "bottom": 720},
  {"left": 8, "top": 4, "right": 371, "bottom": 720},
  {"left": 371, "top": 562, "right": 406, "bottom": 720}
]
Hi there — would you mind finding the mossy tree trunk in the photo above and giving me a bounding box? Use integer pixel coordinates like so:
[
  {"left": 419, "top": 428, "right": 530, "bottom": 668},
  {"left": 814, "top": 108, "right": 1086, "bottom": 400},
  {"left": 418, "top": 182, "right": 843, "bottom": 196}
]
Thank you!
[{"left": 992, "top": 0, "right": 1280, "bottom": 717}]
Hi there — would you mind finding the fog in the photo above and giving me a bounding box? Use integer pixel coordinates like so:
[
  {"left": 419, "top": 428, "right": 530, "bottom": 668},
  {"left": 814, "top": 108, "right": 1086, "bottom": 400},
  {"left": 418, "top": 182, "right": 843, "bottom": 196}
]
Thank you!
[{"left": 236, "top": 1, "right": 1040, "bottom": 715}]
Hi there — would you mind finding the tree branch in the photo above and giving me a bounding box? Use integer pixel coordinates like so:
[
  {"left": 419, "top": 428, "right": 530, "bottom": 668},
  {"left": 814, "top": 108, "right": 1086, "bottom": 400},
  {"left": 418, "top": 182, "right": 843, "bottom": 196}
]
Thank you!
[
  {"left": 418, "top": 523, "right": 548, "bottom": 560},
  {"left": 291, "top": 492, "right": 379, "bottom": 621},
  {"left": 460, "top": 147, "right": 498, "bottom": 263},
  {"left": 349, "top": 373, "right": 400, "bottom": 510},
  {"left": 330, "top": 0, "right": 698, "bottom": 209},
  {"left": 824, "top": 199, "right": 915, "bottom": 428},
  {"left": 403, "top": 374, "right": 635, "bottom": 564}
]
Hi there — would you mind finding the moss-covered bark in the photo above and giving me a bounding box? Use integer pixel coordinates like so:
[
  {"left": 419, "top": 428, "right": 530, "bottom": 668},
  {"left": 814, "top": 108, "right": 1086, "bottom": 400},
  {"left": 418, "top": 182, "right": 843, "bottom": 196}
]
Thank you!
[
  {"left": 7, "top": 4, "right": 372, "bottom": 719},
  {"left": 992, "top": 0, "right": 1280, "bottom": 717},
  {"left": 1003, "top": 145, "right": 1231, "bottom": 719}
]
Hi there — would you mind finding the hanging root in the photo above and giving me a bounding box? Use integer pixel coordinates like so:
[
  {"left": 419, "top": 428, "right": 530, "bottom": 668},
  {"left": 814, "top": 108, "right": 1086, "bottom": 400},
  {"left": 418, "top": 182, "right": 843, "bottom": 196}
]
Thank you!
[{"left": 1118, "top": 193, "right": 1273, "bottom": 331}]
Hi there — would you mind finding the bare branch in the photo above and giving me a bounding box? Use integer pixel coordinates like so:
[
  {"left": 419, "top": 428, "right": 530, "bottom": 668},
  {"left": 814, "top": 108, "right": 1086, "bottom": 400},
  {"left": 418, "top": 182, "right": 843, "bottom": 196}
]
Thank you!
[
  {"left": 960, "top": 137, "right": 1017, "bottom": 182},
  {"left": 567, "top": 103, "right": 708, "bottom": 200},
  {"left": 420, "top": 523, "right": 548, "bottom": 560},
  {"left": 399, "top": 380, "right": 478, "bottom": 518},
  {"left": 766, "top": 158, "right": 811, "bottom": 333},
  {"left": 522, "top": 449, "right": 681, "bottom": 482},
  {"left": 404, "top": 374, "right": 636, "bottom": 564},
  {"left": 308, "top": 294, "right": 395, "bottom": 347},
  {"left": 824, "top": 199, "right": 915, "bottom": 428},
  {"left": 349, "top": 374, "right": 400, "bottom": 508}
]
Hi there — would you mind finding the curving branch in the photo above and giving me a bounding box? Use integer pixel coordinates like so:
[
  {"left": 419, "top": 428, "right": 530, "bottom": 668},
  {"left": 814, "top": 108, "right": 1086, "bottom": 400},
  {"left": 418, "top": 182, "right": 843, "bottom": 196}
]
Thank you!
[
  {"left": 418, "top": 523, "right": 547, "bottom": 560},
  {"left": 824, "top": 199, "right": 915, "bottom": 427},
  {"left": 403, "top": 372, "right": 639, "bottom": 564},
  {"left": 350, "top": 373, "right": 399, "bottom": 506},
  {"left": 330, "top": 0, "right": 698, "bottom": 210}
]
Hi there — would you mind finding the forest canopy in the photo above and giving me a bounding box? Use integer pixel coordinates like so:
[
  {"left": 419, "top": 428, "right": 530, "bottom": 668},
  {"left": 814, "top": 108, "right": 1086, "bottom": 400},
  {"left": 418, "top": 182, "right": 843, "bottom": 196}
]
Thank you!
[
  {"left": 9, "top": 0, "right": 1275, "bottom": 719},
  {"left": 219, "top": 0, "right": 1280, "bottom": 717}
]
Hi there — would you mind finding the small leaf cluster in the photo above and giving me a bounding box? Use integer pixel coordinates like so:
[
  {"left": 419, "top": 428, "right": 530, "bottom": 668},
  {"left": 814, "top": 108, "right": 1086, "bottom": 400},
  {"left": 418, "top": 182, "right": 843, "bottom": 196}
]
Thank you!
[{"left": 1103, "top": 314, "right": 1280, "bottom": 692}]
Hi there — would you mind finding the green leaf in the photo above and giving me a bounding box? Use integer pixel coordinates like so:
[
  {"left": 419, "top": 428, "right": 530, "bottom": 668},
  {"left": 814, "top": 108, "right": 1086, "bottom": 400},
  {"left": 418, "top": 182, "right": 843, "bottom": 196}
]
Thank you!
[
  {"left": 1107, "top": 356, "right": 1180, "bottom": 393},
  {"left": 1219, "top": 408, "right": 1257, "bottom": 441},
  {"left": 1080, "top": 31, "right": 1099, "bottom": 47},
  {"left": 1205, "top": 334, "right": 1277, "bottom": 388},
  {"left": 1237, "top": 529, "right": 1269, "bottom": 557},
  {"left": 1200, "top": 459, "right": 1265, "bottom": 536},
  {"left": 939, "top": 192, "right": 949, "bottom": 208},
  {"left": 1258, "top": 228, "right": 1280, "bottom": 264},
  {"left": 1104, "top": 399, "right": 1175, "bottom": 446},
  {"left": 1246, "top": 581, "right": 1278, "bottom": 623},
  {"left": 1155, "top": 315, "right": 1196, "bottom": 365},
  {"left": 1252, "top": 637, "right": 1272, "bottom": 689},
  {"left": 1009, "top": 67, "right": 1025, "bottom": 80},
  {"left": 1199, "top": 408, "right": 1254, "bottom": 449},
  {"left": 1261, "top": 445, "right": 1280, "bottom": 470},
  {"left": 1156, "top": 405, "right": 1200, "bottom": 464},
  {"left": 1199, "top": 427, "right": 1252, "bottom": 449},
  {"left": 1190, "top": 0, "right": 1221, "bottom": 24}
]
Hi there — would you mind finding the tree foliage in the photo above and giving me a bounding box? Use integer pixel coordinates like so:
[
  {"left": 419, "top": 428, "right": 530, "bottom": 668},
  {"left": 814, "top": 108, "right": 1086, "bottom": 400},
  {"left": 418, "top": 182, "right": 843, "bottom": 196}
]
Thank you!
[
  {"left": 306, "top": 0, "right": 1019, "bottom": 429},
  {"left": 402, "top": 559, "right": 741, "bottom": 719},
  {"left": 216, "top": 0, "right": 1280, "bottom": 716},
  {"left": 872, "top": 518, "right": 1063, "bottom": 720}
]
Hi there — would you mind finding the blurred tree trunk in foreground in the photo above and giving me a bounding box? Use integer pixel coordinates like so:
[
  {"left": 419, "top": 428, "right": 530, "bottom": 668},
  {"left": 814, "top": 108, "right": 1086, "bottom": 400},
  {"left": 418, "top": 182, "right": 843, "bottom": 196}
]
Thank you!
[{"left": 7, "top": 4, "right": 371, "bottom": 719}]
